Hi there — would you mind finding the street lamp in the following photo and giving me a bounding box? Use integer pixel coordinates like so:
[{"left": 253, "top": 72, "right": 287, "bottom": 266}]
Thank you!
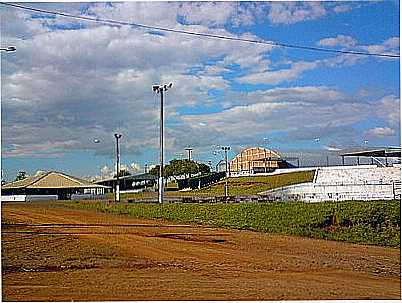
[
  {"left": 152, "top": 82, "right": 173, "bottom": 204},
  {"left": 0, "top": 46, "right": 16, "bottom": 52},
  {"left": 263, "top": 137, "right": 270, "bottom": 173},
  {"left": 114, "top": 133, "right": 122, "bottom": 202},
  {"left": 221, "top": 146, "right": 231, "bottom": 198}
]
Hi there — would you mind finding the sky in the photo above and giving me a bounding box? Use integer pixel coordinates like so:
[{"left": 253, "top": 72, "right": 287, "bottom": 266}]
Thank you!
[{"left": 1, "top": 1, "right": 400, "bottom": 181}]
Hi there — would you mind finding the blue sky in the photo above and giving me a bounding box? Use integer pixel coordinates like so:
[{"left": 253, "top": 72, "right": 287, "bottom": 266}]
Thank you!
[{"left": 1, "top": 1, "right": 400, "bottom": 181}]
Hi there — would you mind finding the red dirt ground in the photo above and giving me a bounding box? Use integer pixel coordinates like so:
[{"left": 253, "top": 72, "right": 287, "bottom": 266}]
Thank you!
[{"left": 1, "top": 202, "right": 401, "bottom": 301}]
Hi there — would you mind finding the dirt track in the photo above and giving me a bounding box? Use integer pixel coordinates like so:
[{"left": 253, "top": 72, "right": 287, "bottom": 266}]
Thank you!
[{"left": 1, "top": 202, "right": 401, "bottom": 301}]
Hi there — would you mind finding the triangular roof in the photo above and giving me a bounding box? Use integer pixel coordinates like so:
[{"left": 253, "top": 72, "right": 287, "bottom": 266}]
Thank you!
[{"left": 2, "top": 171, "right": 108, "bottom": 189}]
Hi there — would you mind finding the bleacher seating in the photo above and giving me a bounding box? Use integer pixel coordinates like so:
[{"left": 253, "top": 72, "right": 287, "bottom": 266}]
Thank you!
[
  {"left": 314, "top": 165, "right": 401, "bottom": 185},
  {"left": 262, "top": 164, "right": 401, "bottom": 202}
]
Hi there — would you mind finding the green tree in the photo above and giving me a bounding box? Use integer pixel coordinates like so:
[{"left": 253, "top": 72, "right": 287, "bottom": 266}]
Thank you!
[
  {"left": 148, "top": 160, "right": 211, "bottom": 179},
  {"left": 15, "top": 171, "right": 27, "bottom": 181},
  {"left": 149, "top": 165, "right": 160, "bottom": 177},
  {"left": 165, "top": 159, "right": 210, "bottom": 179},
  {"left": 114, "top": 169, "right": 131, "bottom": 177}
]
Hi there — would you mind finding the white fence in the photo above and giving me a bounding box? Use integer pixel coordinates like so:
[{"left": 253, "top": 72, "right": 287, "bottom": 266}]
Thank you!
[{"left": 1, "top": 195, "right": 59, "bottom": 202}]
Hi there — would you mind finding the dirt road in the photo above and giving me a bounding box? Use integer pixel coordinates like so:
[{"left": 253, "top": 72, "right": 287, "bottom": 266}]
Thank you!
[{"left": 1, "top": 202, "right": 400, "bottom": 301}]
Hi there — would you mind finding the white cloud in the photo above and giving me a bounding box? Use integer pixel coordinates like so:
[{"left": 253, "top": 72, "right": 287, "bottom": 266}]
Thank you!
[
  {"left": 178, "top": 2, "right": 236, "bottom": 27},
  {"left": 1, "top": 2, "right": 399, "bottom": 166},
  {"left": 236, "top": 60, "right": 319, "bottom": 85},
  {"left": 318, "top": 35, "right": 357, "bottom": 48},
  {"left": 267, "top": 2, "right": 361, "bottom": 25},
  {"left": 333, "top": 4, "right": 352, "bottom": 14},
  {"left": 172, "top": 86, "right": 377, "bottom": 149},
  {"left": 365, "top": 127, "right": 396, "bottom": 138},
  {"left": 1, "top": 5, "right": 275, "bottom": 159},
  {"left": 374, "top": 95, "right": 400, "bottom": 127},
  {"left": 268, "top": 2, "right": 326, "bottom": 25}
]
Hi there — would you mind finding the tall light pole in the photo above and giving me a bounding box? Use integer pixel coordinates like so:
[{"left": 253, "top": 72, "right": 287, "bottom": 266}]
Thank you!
[
  {"left": 0, "top": 46, "right": 16, "bottom": 52},
  {"left": 221, "top": 146, "right": 231, "bottom": 198},
  {"left": 114, "top": 133, "right": 122, "bottom": 202},
  {"left": 153, "top": 82, "right": 173, "bottom": 204},
  {"left": 263, "top": 137, "right": 270, "bottom": 173},
  {"left": 314, "top": 137, "right": 320, "bottom": 167}
]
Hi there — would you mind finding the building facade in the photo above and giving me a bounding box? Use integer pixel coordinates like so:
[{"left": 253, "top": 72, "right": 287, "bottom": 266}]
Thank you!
[
  {"left": 1, "top": 171, "right": 110, "bottom": 201},
  {"left": 230, "top": 147, "right": 288, "bottom": 175}
]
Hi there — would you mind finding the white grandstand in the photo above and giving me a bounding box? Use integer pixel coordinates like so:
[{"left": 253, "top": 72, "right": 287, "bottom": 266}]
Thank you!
[{"left": 261, "top": 164, "right": 401, "bottom": 202}]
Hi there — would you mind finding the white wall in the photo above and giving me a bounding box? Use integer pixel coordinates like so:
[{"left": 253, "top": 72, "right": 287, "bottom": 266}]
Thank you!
[{"left": 1, "top": 195, "right": 26, "bottom": 202}]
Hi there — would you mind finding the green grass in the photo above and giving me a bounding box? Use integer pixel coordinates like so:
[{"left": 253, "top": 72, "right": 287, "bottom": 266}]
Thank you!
[
  {"left": 65, "top": 199, "right": 400, "bottom": 247},
  {"left": 115, "top": 170, "right": 315, "bottom": 200}
]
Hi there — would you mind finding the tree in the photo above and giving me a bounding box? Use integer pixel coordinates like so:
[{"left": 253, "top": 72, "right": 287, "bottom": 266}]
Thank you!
[
  {"left": 165, "top": 159, "right": 210, "bottom": 179},
  {"left": 148, "top": 160, "right": 211, "bottom": 179},
  {"left": 149, "top": 165, "right": 160, "bottom": 177},
  {"left": 197, "top": 162, "right": 210, "bottom": 175},
  {"left": 114, "top": 169, "right": 131, "bottom": 177},
  {"left": 15, "top": 171, "right": 27, "bottom": 181}
]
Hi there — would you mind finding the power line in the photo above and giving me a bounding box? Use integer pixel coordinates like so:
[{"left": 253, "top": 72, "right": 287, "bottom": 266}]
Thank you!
[{"left": 2, "top": 2, "right": 399, "bottom": 59}]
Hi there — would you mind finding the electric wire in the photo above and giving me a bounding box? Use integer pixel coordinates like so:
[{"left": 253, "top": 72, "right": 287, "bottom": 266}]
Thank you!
[{"left": 1, "top": 2, "right": 399, "bottom": 59}]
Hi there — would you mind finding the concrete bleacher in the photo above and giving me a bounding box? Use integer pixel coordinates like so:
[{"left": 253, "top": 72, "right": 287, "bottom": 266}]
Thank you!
[
  {"left": 261, "top": 164, "right": 401, "bottom": 202},
  {"left": 314, "top": 165, "right": 401, "bottom": 185}
]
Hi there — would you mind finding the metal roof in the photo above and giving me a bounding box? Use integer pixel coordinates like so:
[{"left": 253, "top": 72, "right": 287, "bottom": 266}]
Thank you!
[
  {"left": 2, "top": 171, "right": 109, "bottom": 189},
  {"left": 340, "top": 147, "right": 401, "bottom": 158},
  {"left": 95, "top": 172, "right": 158, "bottom": 184}
]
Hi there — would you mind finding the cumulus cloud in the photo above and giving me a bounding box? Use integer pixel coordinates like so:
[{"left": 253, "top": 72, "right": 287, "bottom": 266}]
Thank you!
[
  {"left": 318, "top": 35, "right": 399, "bottom": 59},
  {"left": 374, "top": 95, "right": 400, "bottom": 127},
  {"left": 1, "top": 2, "right": 399, "bottom": 170},
  {"left": 1, "top": 3, "right": 275, "bottom": 160},
  {"left": 268, "top": 2, "right": 326, "bottom": 25},
  {"left": 365, "top": 127, "right": 396, "bottom": 138},
  {"left": 267, "top": 1, "right": 360, "bottom": 25},
  {"left": 172, "top": 86, "right": 375, "bottom": 149},
  {"left": 236, "top": 60, "right": 319, "bottom": 85},
  {"left": 318, "top": 35, "right": 357, "bottom": 48}
]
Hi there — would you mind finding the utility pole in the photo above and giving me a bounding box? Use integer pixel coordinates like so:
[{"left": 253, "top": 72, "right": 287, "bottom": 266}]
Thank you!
[
  {"left": 153, "top": 82, "right": 173, "bottom": 204},
  {"left": 221, "top": 146, "right": 231, "bottom": 198},
  {"left": 114, "top": 133, "right": 122, "bottom": 202},
  {"left": 185, "top": 147, "right": 193, "bottom": 161}
]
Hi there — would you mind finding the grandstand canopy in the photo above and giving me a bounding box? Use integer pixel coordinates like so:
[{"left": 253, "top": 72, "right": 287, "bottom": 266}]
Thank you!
[{"left": 340, "top": 147, "right": 401, "bottom": 158}]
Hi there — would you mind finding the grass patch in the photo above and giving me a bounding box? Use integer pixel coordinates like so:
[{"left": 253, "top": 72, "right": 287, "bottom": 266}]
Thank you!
[{"left": 65, "top": 199, "right": 400, "bottom": 247}]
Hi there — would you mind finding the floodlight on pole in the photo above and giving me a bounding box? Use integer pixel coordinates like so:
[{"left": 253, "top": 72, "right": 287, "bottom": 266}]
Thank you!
[
  {"left": 152, "top": 82, "right": 173, "bottom": 204},
  {"left": 221, "top": 146, "right": 231, "bottom": 198},
  {"left": 263, "top": 137, "right": 270, "bottom": 173},
  {"left": 0, "top": 46, "right": 16, "bottom": 52},
  {"left": 114, "top": 133, "right": 122, "bottom": 202}
]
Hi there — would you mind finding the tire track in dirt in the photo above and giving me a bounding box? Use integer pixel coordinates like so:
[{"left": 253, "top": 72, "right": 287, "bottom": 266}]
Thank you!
[{"left": 2, "top": 202, "right": 400, "bottom": 301}]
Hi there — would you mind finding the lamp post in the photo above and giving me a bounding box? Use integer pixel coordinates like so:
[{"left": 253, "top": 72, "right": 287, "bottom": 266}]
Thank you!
[
  {"left": 263, "top": 137, "right": 270, "bottom": 173},
  {"left": 314, "top": 138, "right": 320, "bottom": 167},
  {"left": 221, "top": 146, "right": 231, "bottom": 198},
  {"left": 114, "top": 133, "right": 122, "bottom": 202},
  {"left": 153, "top": 82, "right": 173, "bottom": 204},
  {"left": 0, "top": 46, "right": 16, "bottom": 52}
]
